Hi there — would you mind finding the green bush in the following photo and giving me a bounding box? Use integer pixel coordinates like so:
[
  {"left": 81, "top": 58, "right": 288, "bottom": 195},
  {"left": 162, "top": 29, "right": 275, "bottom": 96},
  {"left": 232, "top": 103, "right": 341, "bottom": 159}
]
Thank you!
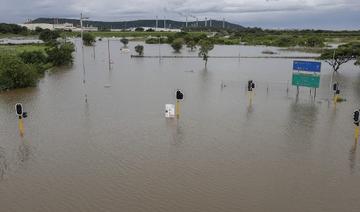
[
  {"left": 82, "top": 33, "right": 96, "bottom": 46},
  {"left": 135, "top": 45, "right": 144, "bottom": 56},
  {"left": 39, "top": 29, "right": 60, "bottom": 42},
  {"left": 0, "top": 54, "right": 39, "bottom": 90},
  {"left": 46, "top": 43, "right": 75, "bottom": 66},
  {"left": 171, "top": 38, "right": 184, "bottom": 52}
]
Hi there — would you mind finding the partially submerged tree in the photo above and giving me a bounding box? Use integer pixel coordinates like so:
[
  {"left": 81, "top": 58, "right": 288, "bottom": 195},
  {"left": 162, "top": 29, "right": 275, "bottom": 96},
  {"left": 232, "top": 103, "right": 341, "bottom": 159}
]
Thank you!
[
  {"left": 82, "top": 32, "right": 96, "bottom": 46},
  {"left": 198, "top": 40, "right": 214, "bottom": 67},
  {"left": 186, "top": 40, "right": 197, "bottom": 51},
  {"left": 135, "top": 45, "right": 144, "bottom": 56},
  {"left": 319, "top": 42, "right": 360, "bottom": 72},
  {"left": 120, "top": 37, "right": 129, "bottom": 48},
  {"left": 171, "top": 38, "right": 184, "bottom": 53}
]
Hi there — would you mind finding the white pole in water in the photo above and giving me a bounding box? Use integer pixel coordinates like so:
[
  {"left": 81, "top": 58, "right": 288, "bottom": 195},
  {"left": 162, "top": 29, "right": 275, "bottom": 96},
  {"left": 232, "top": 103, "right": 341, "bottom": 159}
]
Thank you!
[
  {"left": 238, "top": 37, "right": 241, "bottom": 62},
  {"left": 108, "top": 39, "right": 111, "bottom": 70},
  {"left": 156, "top": 16, "right": 158, "bottom": 30},
  {"left": 80, "top": 13, "right": 89, "bottom": 103}
]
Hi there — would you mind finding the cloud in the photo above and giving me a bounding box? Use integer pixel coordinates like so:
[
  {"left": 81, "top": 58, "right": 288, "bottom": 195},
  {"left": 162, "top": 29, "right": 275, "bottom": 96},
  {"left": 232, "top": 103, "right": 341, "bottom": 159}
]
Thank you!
[{"left": 0, "top": 0, "right": 359, "bottom": 29}]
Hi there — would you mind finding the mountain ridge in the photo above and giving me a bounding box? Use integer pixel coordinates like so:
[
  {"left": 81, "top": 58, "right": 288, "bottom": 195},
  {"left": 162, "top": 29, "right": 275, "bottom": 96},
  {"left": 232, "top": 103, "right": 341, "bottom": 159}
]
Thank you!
[{"left": 30, "top": 18, "right": 245, "bottom": 30}]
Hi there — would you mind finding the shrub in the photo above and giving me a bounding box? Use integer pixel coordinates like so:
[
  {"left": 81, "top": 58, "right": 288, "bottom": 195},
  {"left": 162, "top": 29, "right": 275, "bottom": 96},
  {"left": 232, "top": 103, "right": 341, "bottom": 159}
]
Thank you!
[
  {"left": 46, "top": 43, "right": 75, "bottom": 66},
  {"left": 0, "top": 54, "right": 39, "bottom": 90},
  {"left": 171, "top": 38, "right": 184, "bottom": 52},
  {"left": 135, "top": 45, "right": 144, "bottom": 56},
  {"left": 82, "top": 33, "right": 96, "bottom": 46}
]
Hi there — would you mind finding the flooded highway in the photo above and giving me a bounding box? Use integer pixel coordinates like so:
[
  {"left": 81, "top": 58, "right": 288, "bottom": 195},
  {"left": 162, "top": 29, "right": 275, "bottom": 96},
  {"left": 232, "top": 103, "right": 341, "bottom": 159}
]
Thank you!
[{"left": 0, "top": 39, "right": 360, "bottom": 212}]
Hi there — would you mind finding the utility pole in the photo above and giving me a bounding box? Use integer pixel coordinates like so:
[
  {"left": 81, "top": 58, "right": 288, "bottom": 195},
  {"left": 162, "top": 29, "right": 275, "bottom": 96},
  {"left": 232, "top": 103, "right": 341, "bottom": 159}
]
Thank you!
[
  {"left": 186, "top": 16, "right": 188, "bottom": 28},
  {"left": 205, "top": 17, "right": 207, "bottom": 27},
  {"left": 80, "top": 13, "right": 89, "bottom": 103},
  {"left": 164, "top": 16, "right": 166, "bottom": 29},
  {"left": 108, "top": 39, "right": 111, "bottom": 70},
  {"left": 223, "top": 18, "right": 225, "bottom": 28},
  {"left": 156, "top": 16, "right": 158, "bottom": 30}
]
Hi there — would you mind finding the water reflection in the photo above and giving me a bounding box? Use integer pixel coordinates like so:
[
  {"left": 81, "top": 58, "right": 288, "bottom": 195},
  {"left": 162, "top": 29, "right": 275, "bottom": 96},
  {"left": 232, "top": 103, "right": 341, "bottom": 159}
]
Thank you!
[
  {"left": 0, "top": 147, "right": 8, "bottom": 180},
  {"left": 16, "top": 139, "right": 33, "bottom": 167},
  {"left": 349, "top": 140, "right": 358, "bottom": 174},
  {"left": 284, "top": 101, "right": 318, "bottom": 153}
]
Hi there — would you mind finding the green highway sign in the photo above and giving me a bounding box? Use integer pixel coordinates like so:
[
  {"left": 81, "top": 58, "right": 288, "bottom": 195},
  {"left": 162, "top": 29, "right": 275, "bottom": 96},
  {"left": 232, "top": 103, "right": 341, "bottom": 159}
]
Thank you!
[{"left": 292, "top": 72, "right": 320, "bottom": 88}]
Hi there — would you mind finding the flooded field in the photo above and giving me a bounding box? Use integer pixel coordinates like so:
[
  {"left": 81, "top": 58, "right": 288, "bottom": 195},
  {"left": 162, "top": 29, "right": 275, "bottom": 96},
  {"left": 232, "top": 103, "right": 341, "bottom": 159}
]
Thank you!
[{"left": 0, "top": 39, "right": 360, "bottom": 212}]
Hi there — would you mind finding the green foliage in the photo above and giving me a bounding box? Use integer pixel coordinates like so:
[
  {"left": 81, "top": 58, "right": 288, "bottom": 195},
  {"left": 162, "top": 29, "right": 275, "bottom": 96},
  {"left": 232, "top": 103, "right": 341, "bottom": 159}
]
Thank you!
[
  {"left": 171, "top": 38, "right": 184, "bottom": 52},
  {"left": 18, "top": 51, "right": 47, "bottom": 64},
  {"left": 39, "top": 29, "right": 60, "bottom": 42},
  {"left": 135, "top": 45, "right": 144, "bottom": 56},
  {"left": 46, "top": 43, "right": 75, "bottom": 66},
  {"left": 18, "top": 51, "right": 48, "bottom": 74},
  {"left": 82, "top": 32, "right": 96, "bottom": 46},
  {"left": 120, "top": 38, "right": 129, "bottom": 47},
  {"left": 0, "top": 23, "right": 28, "bottom": 35},
  {"left": 0, "top": 54, "right": 39, "bottom": 90},
  {"left": 198, "top": 39, "right": 214, "bottom": 66},
  {"left": 135, "top": 27, "right": 144, "bottom": 32},
  {"left": 305, "top": 36, "right": 325, "bottom": 47},
  {"left": 186, "top": 40, "right": 197, "bottom": 51},
  {"left": 145, "top": 37, "right": 167, "bottom": 44}
]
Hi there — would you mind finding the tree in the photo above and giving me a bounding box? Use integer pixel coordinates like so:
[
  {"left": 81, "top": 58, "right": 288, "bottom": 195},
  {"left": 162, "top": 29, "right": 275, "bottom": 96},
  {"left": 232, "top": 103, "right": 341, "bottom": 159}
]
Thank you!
[
  {"left": 135, "top": 45, "right": 144, "bottom": 56},
  {"left": 198, "top": 40, "right": 214, "bottom": 66},
  {"left": 171, "top": 38, "right": 184, "bottom": 52},
  {"left": 319, "top": 42, "right": 360, "bottom": 72},
  {"left": 186, "top": 40, "right": 197, "bottom": 51},
  {"left": 120, "top": 38, "right": 129, "bottom": 48},
  {"left": 135, "top": 27, "right": 144, "bottom": 32},
  {"left": 46, "top": 43, "right": 75, "bottom": 66},
  {"left": 0, "top": 54, "right": 39, "bottom": 90},
  {"left": 39, "top": 29, "right": 60, "bottom": 42},
  {"left": 82, "top": 32, "right": 95, "bottom": 46}
]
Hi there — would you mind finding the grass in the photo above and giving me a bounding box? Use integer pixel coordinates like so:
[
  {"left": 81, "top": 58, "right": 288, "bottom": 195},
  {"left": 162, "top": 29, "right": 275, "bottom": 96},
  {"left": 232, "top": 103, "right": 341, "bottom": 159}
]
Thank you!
[{"left": 0, "top": 44, "right": 47, "bottom": 54}]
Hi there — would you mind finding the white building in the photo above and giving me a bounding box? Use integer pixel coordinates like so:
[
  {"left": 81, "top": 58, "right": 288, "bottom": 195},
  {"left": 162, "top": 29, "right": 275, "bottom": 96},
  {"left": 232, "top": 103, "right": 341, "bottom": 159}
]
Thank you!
[
  {"left": 19, "top": 22, "right": 98, "bottom": 32},
  {"left": 126, "top": 27, "right": 181, "bottom": 32},
  {"left": 19, "top": 23, "right": 54, "bottom": 30}
]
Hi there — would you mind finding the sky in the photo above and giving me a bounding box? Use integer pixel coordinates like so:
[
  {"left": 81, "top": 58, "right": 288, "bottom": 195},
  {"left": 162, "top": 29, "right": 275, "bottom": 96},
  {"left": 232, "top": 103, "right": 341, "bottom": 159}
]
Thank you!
[{"left": 0, "top": 0, "right": 359, "bottom": 30}]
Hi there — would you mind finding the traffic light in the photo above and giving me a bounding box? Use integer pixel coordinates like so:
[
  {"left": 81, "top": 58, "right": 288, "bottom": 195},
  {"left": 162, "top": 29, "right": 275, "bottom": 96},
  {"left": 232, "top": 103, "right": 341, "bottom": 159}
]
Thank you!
[
  {"left": 176, "top": 90, "right": 183, "bottom": 100},
  {"left": 15, "top": 103, "right": 23, "bottom": 116},
  {"left": 354, "top": 110, "right": 360, "bottom": 125},
  {"left": 248, "top": 80, "right": 255, "bottom": 92},
  {"left": 333, "top": 82, "right": 338, "bottom": 91}
]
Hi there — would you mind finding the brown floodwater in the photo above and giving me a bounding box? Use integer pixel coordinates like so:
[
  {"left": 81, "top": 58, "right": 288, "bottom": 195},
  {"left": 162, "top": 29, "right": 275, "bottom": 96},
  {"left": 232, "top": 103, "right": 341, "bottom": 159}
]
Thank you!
[{"left": 0, "top": 39, "right": 360, "bottom": 212}]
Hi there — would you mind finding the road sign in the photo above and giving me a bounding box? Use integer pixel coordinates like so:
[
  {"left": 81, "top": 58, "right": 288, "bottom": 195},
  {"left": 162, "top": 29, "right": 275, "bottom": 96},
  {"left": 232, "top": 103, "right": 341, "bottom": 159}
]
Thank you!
[
  {"left": 292, "top": 73, "right": 320, "bottom": 88},
  {"left": 165, "top": 104, "right": 175, "bottom": 118},
  {"left": 293, "top": 61, "right": 321, "bottom": 72}
]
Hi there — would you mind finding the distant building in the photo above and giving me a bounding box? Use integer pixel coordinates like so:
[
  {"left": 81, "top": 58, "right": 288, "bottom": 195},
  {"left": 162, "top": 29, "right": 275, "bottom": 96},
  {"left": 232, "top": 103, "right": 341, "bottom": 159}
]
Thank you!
[
  {"left": 72, "top": 26, "right": 98, "bottom": 32},
  {"left": 125, "top": 27, "right": 181, "bottom": 32},
  {"left": 19, "top": 23, "right": 54, "bottom": 30}
]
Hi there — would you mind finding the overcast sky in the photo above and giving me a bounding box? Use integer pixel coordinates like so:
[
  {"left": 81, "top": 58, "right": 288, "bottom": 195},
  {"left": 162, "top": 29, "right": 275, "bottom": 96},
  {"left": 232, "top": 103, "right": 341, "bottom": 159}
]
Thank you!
[{"left": 0, "top": 0, "right": 359, "bottom": 29}]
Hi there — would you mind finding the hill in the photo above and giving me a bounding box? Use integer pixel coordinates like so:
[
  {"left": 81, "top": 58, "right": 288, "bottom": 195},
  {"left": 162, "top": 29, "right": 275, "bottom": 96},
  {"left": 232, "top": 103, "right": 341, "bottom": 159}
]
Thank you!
[{"left": 30, "top": 18, "right": 245, "bottom": 30}]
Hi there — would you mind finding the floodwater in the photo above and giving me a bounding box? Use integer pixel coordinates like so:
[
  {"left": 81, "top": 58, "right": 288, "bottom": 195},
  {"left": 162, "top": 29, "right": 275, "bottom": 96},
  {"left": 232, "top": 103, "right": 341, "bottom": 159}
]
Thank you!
[{"left": 1, "top": 39, "right": 360, "bottom": 212}]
